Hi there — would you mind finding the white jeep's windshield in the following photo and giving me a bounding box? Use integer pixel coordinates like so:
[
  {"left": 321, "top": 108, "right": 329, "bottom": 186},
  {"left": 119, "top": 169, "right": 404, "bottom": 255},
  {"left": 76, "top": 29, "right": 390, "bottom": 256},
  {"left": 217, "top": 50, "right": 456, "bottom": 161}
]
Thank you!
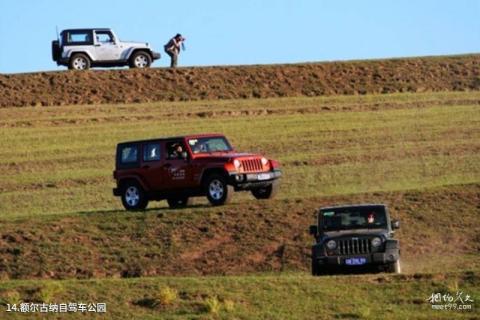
[
  {"left": 321, "top": 207, "right": 387, "bottom": 231},
  {"left": 188, "top": 137, "right": 233, "bottom": 154}
]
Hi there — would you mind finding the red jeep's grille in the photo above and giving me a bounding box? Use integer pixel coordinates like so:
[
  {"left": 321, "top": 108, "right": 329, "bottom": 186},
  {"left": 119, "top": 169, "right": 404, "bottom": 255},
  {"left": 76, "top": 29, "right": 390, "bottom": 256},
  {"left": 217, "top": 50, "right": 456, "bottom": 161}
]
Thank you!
[{"left": 241, "top": 159, "right": 263, "bottom": 172}]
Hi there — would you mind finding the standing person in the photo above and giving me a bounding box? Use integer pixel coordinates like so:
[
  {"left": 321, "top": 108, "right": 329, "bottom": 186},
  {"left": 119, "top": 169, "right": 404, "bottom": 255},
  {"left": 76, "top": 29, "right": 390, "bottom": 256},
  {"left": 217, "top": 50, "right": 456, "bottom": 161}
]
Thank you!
[{"left": 164, "top": 33, "right": 185, "bottom": 68}]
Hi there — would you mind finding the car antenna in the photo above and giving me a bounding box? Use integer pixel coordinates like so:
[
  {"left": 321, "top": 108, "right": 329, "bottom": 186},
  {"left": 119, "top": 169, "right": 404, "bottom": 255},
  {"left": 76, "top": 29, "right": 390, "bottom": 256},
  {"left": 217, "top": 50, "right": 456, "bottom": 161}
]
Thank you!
[{"left": 55, "top": 25, "right": 59, "bottom": 42}]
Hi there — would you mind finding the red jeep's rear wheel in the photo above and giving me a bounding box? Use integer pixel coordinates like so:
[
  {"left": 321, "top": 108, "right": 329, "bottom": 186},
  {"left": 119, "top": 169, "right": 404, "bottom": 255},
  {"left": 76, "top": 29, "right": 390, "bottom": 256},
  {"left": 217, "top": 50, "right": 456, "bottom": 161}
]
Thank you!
[
  {"left": 204, "top": 174, "right": 233, "bottom": 206},
  {"left": 121, "top": 181, "right": 148, "bottom": 211}
]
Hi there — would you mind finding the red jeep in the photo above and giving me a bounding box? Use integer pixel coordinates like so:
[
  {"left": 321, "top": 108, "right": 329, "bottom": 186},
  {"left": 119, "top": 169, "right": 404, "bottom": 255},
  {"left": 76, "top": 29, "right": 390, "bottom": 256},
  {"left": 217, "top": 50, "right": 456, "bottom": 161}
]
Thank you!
[{"left": 113, "top": 134, "right": 281, "bottom": 210}]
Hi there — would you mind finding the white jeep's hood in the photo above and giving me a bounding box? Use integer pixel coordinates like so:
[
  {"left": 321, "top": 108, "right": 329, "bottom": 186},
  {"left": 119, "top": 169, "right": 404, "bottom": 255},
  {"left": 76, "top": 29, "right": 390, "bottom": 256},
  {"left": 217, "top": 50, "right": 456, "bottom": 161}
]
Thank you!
[{"left": 119, "top": 41, "right": 149, "bottom": 48}]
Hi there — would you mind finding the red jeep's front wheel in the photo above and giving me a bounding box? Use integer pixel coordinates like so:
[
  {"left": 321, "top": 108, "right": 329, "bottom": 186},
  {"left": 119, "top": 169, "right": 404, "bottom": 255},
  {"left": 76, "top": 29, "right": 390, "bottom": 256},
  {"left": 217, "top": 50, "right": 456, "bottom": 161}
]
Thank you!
[{"left": 204, "top": 174, "right": 233, "bottom": 206}]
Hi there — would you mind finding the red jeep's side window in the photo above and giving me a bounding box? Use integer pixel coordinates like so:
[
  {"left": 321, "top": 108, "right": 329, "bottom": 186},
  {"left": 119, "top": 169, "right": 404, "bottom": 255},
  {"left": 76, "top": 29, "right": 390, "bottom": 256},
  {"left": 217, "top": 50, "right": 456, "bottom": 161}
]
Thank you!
[
  {"left": 143, "top": 143, "right": 161, "bottom": 162},
  {"left": 166, "top": 141, "right": 188, "bottom": 160},
  {"left": 120, "top": 145, "right": 138, "bottom": 164}
]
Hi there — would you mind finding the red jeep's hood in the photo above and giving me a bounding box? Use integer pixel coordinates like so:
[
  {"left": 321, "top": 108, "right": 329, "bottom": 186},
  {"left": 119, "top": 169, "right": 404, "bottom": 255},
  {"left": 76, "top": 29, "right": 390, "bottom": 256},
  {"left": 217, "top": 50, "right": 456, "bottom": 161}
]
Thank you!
[
  {"left": 192, "top": 152, "right": 260, "bottom": 160},
  {"left": 191, "top": 152, "right": 273, "bottom": 172}
]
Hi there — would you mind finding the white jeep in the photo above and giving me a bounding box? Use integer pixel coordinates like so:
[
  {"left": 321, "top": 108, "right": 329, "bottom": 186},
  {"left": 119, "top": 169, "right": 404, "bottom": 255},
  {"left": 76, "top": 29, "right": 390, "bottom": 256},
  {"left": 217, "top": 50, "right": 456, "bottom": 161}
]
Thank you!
[{"left": 52, "top": 28, "right": 160, "bottom": 70}]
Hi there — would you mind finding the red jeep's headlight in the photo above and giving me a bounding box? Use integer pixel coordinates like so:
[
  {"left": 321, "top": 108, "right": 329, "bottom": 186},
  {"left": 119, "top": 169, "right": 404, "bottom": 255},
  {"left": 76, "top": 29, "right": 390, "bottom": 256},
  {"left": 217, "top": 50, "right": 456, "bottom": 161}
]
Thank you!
[
  {"left": 224, "top": 159, "right": 238, "bottom": 172},
  {"left": 261, "top": 157, "right": 268, "bottom": 166},
  {"left": 233, "top": 159, "right": 241, "bottom": 169}
]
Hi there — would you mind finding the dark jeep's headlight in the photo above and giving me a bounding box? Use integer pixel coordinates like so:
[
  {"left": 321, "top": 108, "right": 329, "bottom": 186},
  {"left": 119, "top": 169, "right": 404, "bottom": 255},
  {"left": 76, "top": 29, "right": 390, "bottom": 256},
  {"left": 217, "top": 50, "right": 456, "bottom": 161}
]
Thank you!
[
  {"left": 326, "top": 240, "right": 337, "bottom": 250},
  {"left": 371, "top": 237, "right": 382, "bottom": 247}
]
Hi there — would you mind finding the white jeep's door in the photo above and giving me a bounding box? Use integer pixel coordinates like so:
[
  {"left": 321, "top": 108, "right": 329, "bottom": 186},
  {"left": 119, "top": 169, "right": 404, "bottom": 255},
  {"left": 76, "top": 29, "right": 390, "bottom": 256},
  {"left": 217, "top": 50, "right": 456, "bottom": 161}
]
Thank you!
[{"left": 93, "top": 31, "right": 122, "bottom": 61}]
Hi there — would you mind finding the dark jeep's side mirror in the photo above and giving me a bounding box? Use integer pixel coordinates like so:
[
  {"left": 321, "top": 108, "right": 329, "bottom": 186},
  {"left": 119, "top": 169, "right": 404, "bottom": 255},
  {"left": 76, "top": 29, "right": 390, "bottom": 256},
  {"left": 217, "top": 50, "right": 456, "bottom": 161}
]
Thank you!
[
  {"left": 391, "top": 220, "right": 400, "bottom": 230},
  {"left": 309, "top": 225, "right": 318, "bottom": 235}
]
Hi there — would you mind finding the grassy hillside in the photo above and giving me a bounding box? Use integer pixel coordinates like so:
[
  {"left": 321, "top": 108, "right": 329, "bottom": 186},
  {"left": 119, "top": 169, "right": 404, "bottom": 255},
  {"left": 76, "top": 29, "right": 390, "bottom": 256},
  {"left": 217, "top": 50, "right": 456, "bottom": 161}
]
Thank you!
[
  {"left": 0, "top": 184, "right": 479, "bottom": 280},
  {"left": 0, "top": 91, "right": 479, "bottom": 279},
  {"left": 0, "top": 54, "right": 479, "bottom": 107},
  {"left": 0, "top": 90, "right": 479, "bottom": 319},
  {"left": 0, "top": 91, "right": 479, "bottom": 218}
]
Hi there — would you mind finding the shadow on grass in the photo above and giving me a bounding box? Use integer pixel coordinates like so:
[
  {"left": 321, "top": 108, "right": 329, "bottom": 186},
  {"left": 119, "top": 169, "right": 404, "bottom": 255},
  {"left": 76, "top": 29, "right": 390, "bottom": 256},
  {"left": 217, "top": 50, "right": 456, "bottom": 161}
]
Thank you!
[{"left": 75, "top": 203, "right": 214, "bottom": 217}]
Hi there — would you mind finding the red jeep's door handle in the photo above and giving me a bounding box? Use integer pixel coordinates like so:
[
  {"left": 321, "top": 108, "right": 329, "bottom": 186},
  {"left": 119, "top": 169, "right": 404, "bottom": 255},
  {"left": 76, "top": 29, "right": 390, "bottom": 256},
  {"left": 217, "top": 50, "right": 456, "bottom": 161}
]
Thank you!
[
  {"left": 142, "top": 165, "right": 150, "bottom": 169},
  {"left": 162, "top": 163, "right": 172, "bottom": 168}
]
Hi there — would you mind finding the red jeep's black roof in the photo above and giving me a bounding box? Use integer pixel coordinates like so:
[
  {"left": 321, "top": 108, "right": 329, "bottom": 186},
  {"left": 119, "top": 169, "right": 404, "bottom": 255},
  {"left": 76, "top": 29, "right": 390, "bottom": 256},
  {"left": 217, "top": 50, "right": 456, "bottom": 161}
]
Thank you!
[{"left": 117, "top": 133, "right": 226, "bottom": 146}]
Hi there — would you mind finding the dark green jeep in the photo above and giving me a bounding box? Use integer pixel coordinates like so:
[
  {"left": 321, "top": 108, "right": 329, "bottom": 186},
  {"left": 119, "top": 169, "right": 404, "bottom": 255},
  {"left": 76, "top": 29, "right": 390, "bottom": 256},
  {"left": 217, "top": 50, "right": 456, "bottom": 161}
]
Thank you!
[{"left": 309, "top": 204, "right": 401, "bottom": 275}]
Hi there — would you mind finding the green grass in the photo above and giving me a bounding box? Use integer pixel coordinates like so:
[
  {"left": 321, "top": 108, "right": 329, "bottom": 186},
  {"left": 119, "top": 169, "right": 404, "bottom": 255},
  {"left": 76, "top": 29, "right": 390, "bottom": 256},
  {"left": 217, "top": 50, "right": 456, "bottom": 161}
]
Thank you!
[
  {"left": 0, "top": 91, "right": 479, "bottom": 218},
  {"left": 0, "top": 91, "right": 479, "bottom": 319},
  {"left": 0, "top": 271, "right": 478, "bottom": 319}
]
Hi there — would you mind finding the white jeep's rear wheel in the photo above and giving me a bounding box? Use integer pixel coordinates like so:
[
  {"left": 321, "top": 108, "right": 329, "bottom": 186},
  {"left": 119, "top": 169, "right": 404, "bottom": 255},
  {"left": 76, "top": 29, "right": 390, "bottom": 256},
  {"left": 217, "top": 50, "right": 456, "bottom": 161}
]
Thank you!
[
  {"left": 130, "top": 51, "right": 152, "bottom": 68},
  {"left": 69, "top": 53, "right": 91, "bottom": 70}
]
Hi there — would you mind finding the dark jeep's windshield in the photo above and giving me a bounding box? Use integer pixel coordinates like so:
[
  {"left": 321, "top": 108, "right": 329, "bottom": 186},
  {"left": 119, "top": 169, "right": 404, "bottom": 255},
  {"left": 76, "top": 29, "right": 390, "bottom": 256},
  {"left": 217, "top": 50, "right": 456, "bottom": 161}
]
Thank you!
[
  {"left": 188, "top": 137, "right": 233, "bottom": 154},
  {"left": 321, "top": 206, "right": 387, "bottom": 231}
]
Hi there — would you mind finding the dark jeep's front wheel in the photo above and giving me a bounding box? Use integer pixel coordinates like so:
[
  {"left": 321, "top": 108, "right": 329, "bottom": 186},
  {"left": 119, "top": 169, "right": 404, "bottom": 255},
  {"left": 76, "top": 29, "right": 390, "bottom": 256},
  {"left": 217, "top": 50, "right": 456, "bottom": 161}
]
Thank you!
[
  {"left": 121, "top": 181, "right": 148, "bottom": 211},
  {"left": 251, "top": 180, "right": 279, "bottom": 199},
  {"left": 387, "top": 259, "right": 401, "bottom": 274},
  {"left": 129, "top": 51, "right": 152, "bottom": 68},
  {"left": 204, "top": 174, "right": 233, "bottom": 206},
  {"left": 311, "top": 260, "right": 327, "bottom": 276},
  {"left": 311, "top": 260, "right": 320, "bottom": 276}
]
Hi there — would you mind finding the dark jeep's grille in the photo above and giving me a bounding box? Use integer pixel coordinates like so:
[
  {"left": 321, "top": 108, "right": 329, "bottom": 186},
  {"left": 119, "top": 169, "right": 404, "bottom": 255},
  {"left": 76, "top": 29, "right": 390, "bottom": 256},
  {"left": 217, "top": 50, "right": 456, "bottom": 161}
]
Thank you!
[
  {"left": 241, "top": 159, "right": 263, "bottom": 172},
  {"left": 337, "top": 238, "right": 372, "bottom": 255}
]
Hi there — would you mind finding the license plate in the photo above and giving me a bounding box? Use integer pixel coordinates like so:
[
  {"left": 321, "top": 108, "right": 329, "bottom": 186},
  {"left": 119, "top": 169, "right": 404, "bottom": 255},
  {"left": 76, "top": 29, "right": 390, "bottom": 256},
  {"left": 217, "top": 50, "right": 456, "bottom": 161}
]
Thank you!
[
  {"left": 345, "top": 257, "right": 367, "bottom": 265},
  {"left": 257, "top": 173, "right": 271, "bottom": 180}
]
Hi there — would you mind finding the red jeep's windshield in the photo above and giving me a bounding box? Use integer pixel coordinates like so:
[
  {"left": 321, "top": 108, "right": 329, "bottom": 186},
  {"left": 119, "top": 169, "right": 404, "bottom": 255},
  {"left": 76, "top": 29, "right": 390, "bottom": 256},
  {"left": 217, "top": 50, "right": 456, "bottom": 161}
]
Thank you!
[{"left": 188, "top": 137, "right": 233, "bottom": 154}]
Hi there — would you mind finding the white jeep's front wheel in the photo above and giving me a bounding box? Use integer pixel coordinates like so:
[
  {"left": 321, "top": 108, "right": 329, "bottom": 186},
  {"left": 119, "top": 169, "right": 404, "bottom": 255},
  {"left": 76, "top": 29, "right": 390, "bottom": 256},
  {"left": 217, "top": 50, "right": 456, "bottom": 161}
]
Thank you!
[{"left": 130, "top": 51, "right": 152, "bottom": 68}]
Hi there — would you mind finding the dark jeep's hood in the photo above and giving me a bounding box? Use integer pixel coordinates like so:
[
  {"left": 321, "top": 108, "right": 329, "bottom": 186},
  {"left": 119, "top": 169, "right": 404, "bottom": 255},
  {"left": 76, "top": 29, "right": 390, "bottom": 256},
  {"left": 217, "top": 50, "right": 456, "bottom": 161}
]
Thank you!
[{"left": 322, "top": 228, "right": 388, "bottom": 238}]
